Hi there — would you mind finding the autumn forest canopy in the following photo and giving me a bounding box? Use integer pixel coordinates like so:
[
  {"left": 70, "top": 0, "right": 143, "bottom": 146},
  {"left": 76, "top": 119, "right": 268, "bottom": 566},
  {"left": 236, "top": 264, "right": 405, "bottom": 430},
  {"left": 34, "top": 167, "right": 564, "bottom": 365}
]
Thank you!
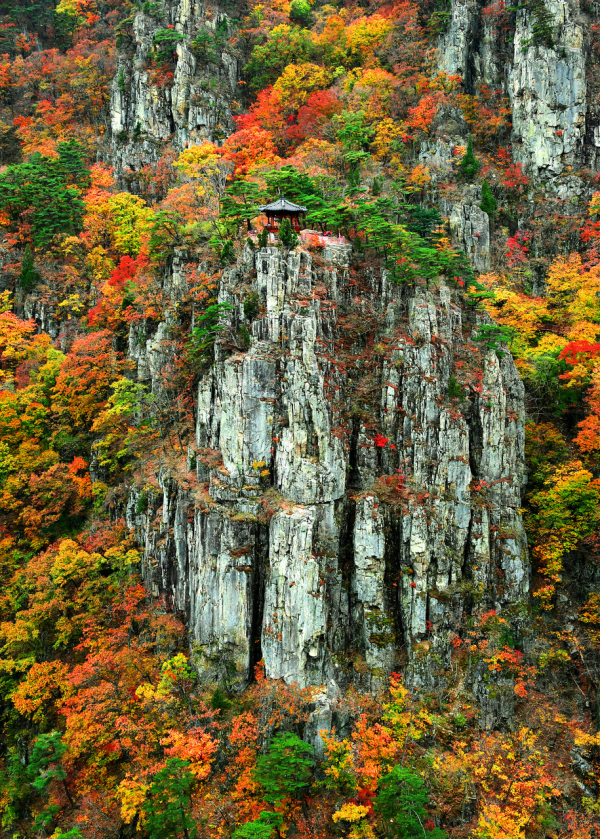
[{"left": 0, "top": 1, "right": 599, "bottom": 838}]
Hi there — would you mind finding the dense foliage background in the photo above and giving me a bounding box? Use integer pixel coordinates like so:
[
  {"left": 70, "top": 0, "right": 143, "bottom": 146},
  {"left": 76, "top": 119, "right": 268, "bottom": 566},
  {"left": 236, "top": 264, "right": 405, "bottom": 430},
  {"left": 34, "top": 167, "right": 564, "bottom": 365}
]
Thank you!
[{"left": 0, "top": 1, "right": 598, "bottom": 838}]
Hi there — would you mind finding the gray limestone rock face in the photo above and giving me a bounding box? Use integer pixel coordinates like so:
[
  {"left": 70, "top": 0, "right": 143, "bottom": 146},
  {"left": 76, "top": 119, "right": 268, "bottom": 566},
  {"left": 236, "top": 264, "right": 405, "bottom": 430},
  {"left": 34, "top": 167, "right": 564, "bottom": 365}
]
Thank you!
[
  {"left": 418, "top": 137, "right": 460, "bottom": 179},
  {"left": 472, "top": 659, "right": 516, "bottom": 730},
  {"left": 352, "top": 496, "right": 395, "bottom": 685},
  {"left": 127, "top": 242, "right": 530, "bottom": 697},
  {"left": 262, "top": 507, "right": 328, "bottom": 686},
  {"left": 218, "top": 346, "right": 279, "bottom": 490},
  {"left": 448, "top": 186, "right": 491, "bottom": 272},
  {"left": 275, "top": 309, "right": 346, "bottom": 505},
  {"left": 437, "top": 0, "right": 480, "bottom": 88},
  {"left": 128, "top": 320, "right": 177, "bottom": 394},
  {"left": 436, "top": 0, "right": 594, "bottom": 187},
  {"left": 509, "top": 0, "right": 586, "bottom": 178},
  {"left": 188, "top": 509, "right": 261, "bottom": 687},
  {"left": 110, "top": 0, "right": 237, "bottom": 182}
]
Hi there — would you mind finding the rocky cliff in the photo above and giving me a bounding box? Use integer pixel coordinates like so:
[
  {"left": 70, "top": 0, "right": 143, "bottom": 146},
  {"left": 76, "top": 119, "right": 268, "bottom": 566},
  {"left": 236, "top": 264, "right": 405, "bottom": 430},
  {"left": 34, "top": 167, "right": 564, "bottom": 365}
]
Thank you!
[
  {"left": 125, "top": 241, "right": 529, "bottom": 705},
  {"left": 110, "top": 0, "right": 239, "bottom": 187},
  {"left": 103, "top": 0, "right": 579, "bottom": 710},
  {"left": 416, "top": 0, "right": 600, "bottom": 288},
  {"left": 438, "top": 0, "right": 594, "bottom": 187}
]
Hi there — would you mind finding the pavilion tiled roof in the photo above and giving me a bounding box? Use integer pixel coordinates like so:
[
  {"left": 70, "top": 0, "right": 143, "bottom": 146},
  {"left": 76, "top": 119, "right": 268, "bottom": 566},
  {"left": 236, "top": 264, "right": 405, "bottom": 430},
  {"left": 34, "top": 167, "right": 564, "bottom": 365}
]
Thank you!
[{"left": 259, "top": 196, "right": 308, "bottom": 213}]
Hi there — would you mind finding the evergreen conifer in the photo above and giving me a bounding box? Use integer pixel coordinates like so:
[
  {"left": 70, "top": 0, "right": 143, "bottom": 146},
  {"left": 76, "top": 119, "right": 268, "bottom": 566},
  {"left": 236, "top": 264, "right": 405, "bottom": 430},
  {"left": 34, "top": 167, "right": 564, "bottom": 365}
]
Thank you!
[
  {"left": 375, "top": 766, "right": 447, "bottom": 839},
  {"left": 458, "top": 135, "right": 480, "bottom": 181},
  {"left": 480, "top": 179, "right": 497, "bottom": 217},
  {"left": 289, "top": 0, "right": 311, "bottom": 27},
  {"left": 278, "top": 217, "right": 298, "bottom": 248},
  {"left": 142, "top": 758, "right": 196, "bottom": 839},
  {"left": 19, "top": 245, "right": 40, "bottom": 292},
  {"left": 252, "top": 732, "right": 314, "bottom": 803}
]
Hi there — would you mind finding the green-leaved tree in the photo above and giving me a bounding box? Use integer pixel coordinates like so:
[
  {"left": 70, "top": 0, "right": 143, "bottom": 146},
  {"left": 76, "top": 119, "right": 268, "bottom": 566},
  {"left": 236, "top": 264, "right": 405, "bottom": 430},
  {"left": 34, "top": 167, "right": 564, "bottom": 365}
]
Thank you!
[
  {"left": 28, "top": 731, "right": 74, "bottom": 829},
  {"left": 278, "top": 217, "right": 298, "bottom": 248},
  {"left": 374, "top": 766, "right": 447, "bottom": 839},
  {"left": 480, "top": 179, "right": 497, "bottom": 217},
  {"left": 220, "top": 180, "right": 265, "bottom": 234},
  {"left": 142, "top": 758, "right": 196, "bottom": 839},
  {"left": 289, "top": 0, "right": 311, "bottom": 27},
  {"left": 189, "top": 302, "right": 234, "bottom": 367},
  {"left": 458, "top": 135, "right": 480, "bottom": 181},
  {"left": 252, "top": 732, "right": 314, "bottom": 803},
  {"left": 19, "top": 245, "right": 40, "bottom": 292},
  {"left": 0, "top": 140, "right": 90, "bottom": 249},
  {"left": 232, "top": 811, "right": 283, "bottom": 839}
]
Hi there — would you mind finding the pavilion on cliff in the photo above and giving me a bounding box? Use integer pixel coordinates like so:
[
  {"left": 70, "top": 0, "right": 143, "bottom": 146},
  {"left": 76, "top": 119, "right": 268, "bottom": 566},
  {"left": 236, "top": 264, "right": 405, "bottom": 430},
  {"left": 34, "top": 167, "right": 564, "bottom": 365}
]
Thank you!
[{"left": 259, "top": 196, "right": 308, "bottom": 233}]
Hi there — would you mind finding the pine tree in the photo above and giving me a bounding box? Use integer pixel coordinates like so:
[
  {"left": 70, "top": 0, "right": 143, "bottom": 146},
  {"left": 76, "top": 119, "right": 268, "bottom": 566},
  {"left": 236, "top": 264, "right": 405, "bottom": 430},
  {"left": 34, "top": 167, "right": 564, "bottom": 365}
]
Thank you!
[
  {"left": 142, "top": 758, "right": 196, "bottom": 839},
  {"left": 374, "top": 766, "right": 447, "bottom": 839},
  {"left": 232, "top": 812, "right": 283, "bottom": 839},
  {"left": 28, "top": 730, "right": 75, "bottom": 828},
  {"left": 480, "top": 179, "right": 497, "bottom": 217},
  {"left": 220, "top": 181, "right": 264, "bottom": 234},
  {"left": 458, "top": 135, "right": 480, "bottom": 181},
  {"left": 190, "top": 302, "right": 234, "bottom": 364},
  {"left": 0, "top": 141, "right": 90, "bottom": 248},
  {"left": 278, "top": 217, "right": 298, "bottom": 248},
  {"left": 252, "top": 732, "right": 314, "bottom": 803},
  {"left": 220, "top": 239, "right": 236, "bottom": 264},
  {"left": 19, "top": 245, "right": 40, "bottom": 292},
  {"left": 289, "top": 0, "right": 311, "bottom": 27}
]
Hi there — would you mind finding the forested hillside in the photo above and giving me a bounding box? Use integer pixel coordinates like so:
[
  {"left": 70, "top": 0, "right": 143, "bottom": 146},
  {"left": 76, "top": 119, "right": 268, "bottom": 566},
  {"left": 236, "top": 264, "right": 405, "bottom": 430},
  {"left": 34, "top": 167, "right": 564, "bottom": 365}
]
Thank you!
[{"left": 0, "top": 1, "right": 599, "bottom": 838}]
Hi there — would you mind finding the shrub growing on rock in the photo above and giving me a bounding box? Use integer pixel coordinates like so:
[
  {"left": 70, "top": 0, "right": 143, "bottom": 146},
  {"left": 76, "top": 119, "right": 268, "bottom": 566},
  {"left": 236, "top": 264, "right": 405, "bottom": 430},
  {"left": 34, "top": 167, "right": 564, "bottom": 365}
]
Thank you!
[{"left": 458, "top": 135, "right": 480, "bottom": 181}]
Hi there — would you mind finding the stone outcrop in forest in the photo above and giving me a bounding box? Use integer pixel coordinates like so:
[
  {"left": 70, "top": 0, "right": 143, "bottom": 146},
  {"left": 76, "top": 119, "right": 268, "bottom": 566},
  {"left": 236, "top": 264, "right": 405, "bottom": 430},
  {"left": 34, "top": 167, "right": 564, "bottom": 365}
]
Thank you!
[
  {"left": 126, "top": 241, "right": 529, "bottom": 704},
  {"left": 107, "top": 0, "right": 582, "bottom": 710},
  {"left": 438, "top": 0, "right": 591, "bottom": 184},
  {"left": 110, "top": 0, "right": 238, "bottom": 186}
]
